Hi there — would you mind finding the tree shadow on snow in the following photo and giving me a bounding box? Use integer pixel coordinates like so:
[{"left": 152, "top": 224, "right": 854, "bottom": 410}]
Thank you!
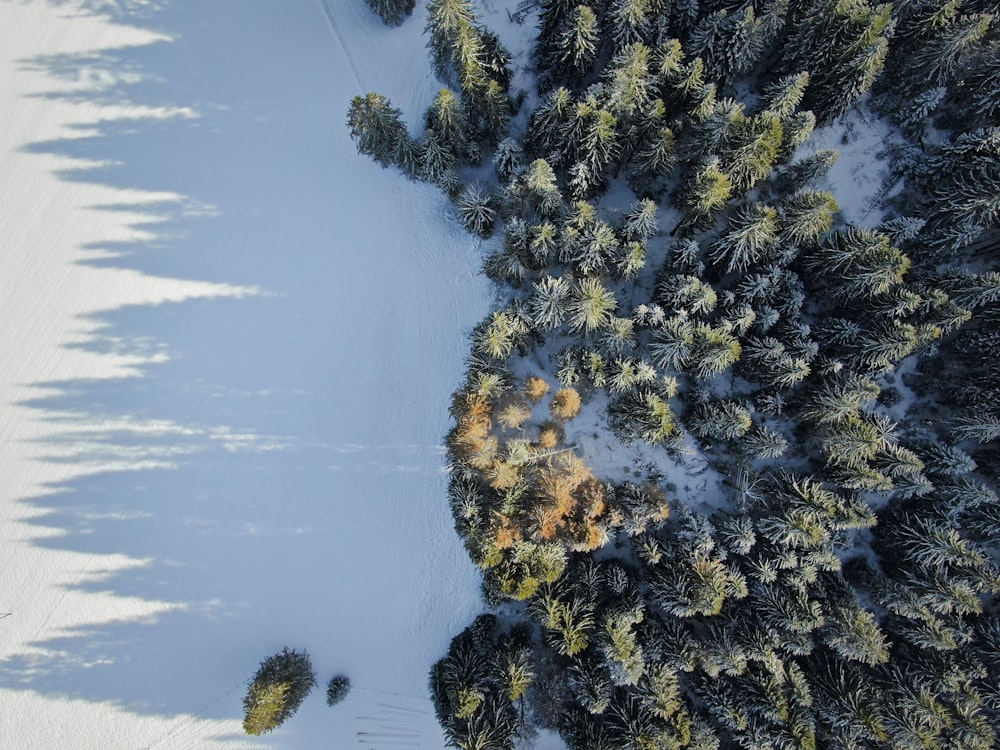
[{"left": 1, "top": 0, "right": 485, "bottom": 740}]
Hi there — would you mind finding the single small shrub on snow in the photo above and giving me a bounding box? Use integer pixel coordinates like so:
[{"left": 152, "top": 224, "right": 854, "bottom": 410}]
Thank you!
[
  {"left": 243, "top": 647, "right": 317, "bottom": 735},
  {"left": 326, "top": 675, "right": 351, "bottom": 707}
]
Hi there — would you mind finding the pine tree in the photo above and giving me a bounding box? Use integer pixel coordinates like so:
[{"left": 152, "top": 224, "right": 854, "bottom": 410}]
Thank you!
[
  {"left": 761, "top": 71, "right": 810, "bottom": 118},
  {"left": 688, "top": 400, "right": 753, "bottom": 440},
  {"left": 326, "top": 675, "right": 351, "bottom": 706},
  {"left": 426, "top": 88, "right": 468, "bottom": 158},
  {"left": 243, "top": 648, "right": 317, "bottom": 735},
  {"left": 426, "top": 0, "right": 477, "bottom": 82},
  {"left": 564, "top": 218, "right": 619, "bottom": 275},
  {"left": 530, "top": 275, "right": 572, "bottom": 330},
  {"left": 527, "top": 87, "right": 574, "bottom": 158},
  {"left": 779, "top": 190, "right": 838, "bottom": 245},
  {"left": 619, "top": 198, "right": 659, "bottom": 243},
  {"left": 952, "top": 44, "right": 1000, "bottom": 127},
  {"left": 553, "top": 5, "right": 600, "bottom": 84},
  {"left": 805, "top": 227, "right": 911, "bottom": 302},
  {"left": 610, "top": 389, "right": 682, "bottom": 445},
  {"left": 710, "top": 203, "right": 779, "bottom": 273},
  {"left": 456, "top": 182, "right": 496, "bottom": 237},
  {"left": 678, "top": 158, "right": 733, "bottom": 232},
  {"left": 568, "top": 277, "right": 619, "bottom": 333},
  {"left": 777, "top": 148, "right": 839, "bottom": 191},
  {"left": 722, "top": 112, "right": 784, "bottom": 193},
  {"left": 822, "top": 602, "right": 890, "bottom": 665},
  {"left": 883, "top": 2, "right": 991, "bottom": 111},
  {"left": 347, "top": 92, "right": 412, "bottom": 169},
  {"left": 605, "top": 43, "right": 655, "bottom": 124},
  {"left": 365, "top": 0, "right": 415, "bottom": 26},
  {"left": 920, "top": 128, "right": 1000, "bottom": 251},
  {"left": 608, "top": 0, "right": 655, "bottom": 51},
  {"left": 656, "top": 274, "right": 718, "bottom": 316},
  {"left": 511, "top": 158, "right": 563, "bottom": 218},
  {"left": 493, "top": 137, "right": 523, "bottom": 183},
  {"left": 781, "top": 0, "right": 893, "bottom": 123},
  {"left": 651, "top": 548, "right": 746, "bottom": 617},
  {"left": 687, "top": 6, "right": 768, "bottom": 86},
  {"left": 781, "top": 110, "right": 816, "bottom": 157}
]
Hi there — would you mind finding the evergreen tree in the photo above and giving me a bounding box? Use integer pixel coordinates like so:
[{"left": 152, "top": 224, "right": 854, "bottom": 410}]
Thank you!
[
  {"left": 677, "top": 158, "right": 733, "bottom": 232},
  {"left": 568, "top": 277, "right": 619, "bottom": 333},
  {"left": 426, "top": 0, "right": 477, "bottom": 82},
  {"left": 347, "top": 92, "right": 412, "bottom": 169},
  {"left": 761, "top": 71, "right": 810, "bottom": 118},
  {"left": 609, "top": 0, "right": 656, "bottom": 50},
  {"left": 620, "top": 197, "right": 659, "bottom": 240},
  {"left": 456, "top": 183, "right": 496, "bottom": 238},
  {"left": 554, "top": 5, "right": 601, "bottom": 84},
  {"left": 722, "top": 112, "right": 784, "bottom": 193},
  {"left": 709, "top": 202, "right": 779, "bottom": 273},
  {"left": 610, "top": 388, "right": 683, "bottom": 445},
  {"left": 779, "top": 190, "right": 838, "bottom": 245},
  {"left": 243, "top": 648, "right": 317, "bottom": 735},
  {"left": 776, "top": 148, "right": 839, "bottom": 191},
  {"left": 365, "top": 0, "right": 415, "bottom": 26},
  {"left": 882, "top": 1, "right": 991, "bottom": 113},
  {"left": 493, "top": 137, "right": 523, "bottom": 183},
  {"left": 952, "top": 44, "right": 1000, "bottom": 127},
  {"left": 426, "top": 88, "right": 468, "bottom": 159},
  {"left": 326, "top": 675, "right": 351, "bottom": 706},
  {"left": 688, "top": 399, "right": 753, "bottom": 440},
  {"left": 804, "top": 227, "right": 911, "bottom": 302},
  {"left": 530, "top": 275, "right": 572, "bottom": 330},
  {"left": 605, "top": 43, "right": 655, "bottom": 119},
  {"left": 822, "top": 601, "right": 890, "bottom": 665},
  {"left": 780, "top": 0, "right": 893, "bottom": 123},
  {"left": 919, "top": 128, "right": 1000, "bottom": 255}
]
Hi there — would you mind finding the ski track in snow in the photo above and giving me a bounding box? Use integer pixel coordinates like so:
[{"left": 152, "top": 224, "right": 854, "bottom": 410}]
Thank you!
[{"left": 317, "top": 0, "right": 365, "bottom": 92}]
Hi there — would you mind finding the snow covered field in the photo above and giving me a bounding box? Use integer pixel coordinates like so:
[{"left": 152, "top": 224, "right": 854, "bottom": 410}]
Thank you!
[{"left": 0, "top": 1, "right": 492, "bottom": 746}]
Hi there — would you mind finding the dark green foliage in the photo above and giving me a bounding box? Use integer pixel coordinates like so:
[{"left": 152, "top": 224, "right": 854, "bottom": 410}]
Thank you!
[
  {"left": 242, "top": 647, "right": 317, "bottom": 735},
  {"left": 347, "top": 92, "right": 413, "bottom": 170},
  {"left": 456, "top": 182, "right": 496, "bottom": 237},
  {"left": 917, "top": 128, "right": 1000, "bottom": 258},
  {"left": 365, "top": 0, "right": 415, "bottom": 26},
  {"left": 352, "top": 3, "right": 1000, "bottom": 748},
  {"left": 430, "top": 616, "right": 528, "bottom": 750},
  {"left": 326, "top": 675, "right": 351, "bottom": 706},
  {"left": 780, "top": 0, "right": 893, "bottom": 122}
]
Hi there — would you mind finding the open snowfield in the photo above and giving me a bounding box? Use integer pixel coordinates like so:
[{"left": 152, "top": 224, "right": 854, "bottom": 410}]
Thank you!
[{"left": 0, "top": 1, "right": 497, "bottom": 746}]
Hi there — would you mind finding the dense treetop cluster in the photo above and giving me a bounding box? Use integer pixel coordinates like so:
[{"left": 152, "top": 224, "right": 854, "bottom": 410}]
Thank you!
[{"left": 351, "top": 0, "right": 1000, "bottom": 748}]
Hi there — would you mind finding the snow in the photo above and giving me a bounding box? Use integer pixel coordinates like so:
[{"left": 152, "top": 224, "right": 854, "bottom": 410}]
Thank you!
[
  {"left": 807, "top": 103, "right": 901, "bottom": 228},
  {"left": 0, "top": 1, "right": 492, "bottom": 747}
]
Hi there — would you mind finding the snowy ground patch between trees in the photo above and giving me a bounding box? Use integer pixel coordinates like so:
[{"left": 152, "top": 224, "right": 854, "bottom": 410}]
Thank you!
[{"left": 0, "top": 1, "right": 498, "bottom": 747}]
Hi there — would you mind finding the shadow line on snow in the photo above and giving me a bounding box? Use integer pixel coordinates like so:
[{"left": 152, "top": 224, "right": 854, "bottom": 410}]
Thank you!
[{"left": 2, "top": 0, "right": 485, "bottom": 734}]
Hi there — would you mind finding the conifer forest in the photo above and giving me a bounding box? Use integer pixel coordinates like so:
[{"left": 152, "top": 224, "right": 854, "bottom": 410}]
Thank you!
[{"left": 350, "top": 0, "right": 1000, "bottom": 747}]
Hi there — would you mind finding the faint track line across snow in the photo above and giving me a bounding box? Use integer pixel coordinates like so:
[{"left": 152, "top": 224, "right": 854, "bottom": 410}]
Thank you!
[
  {"left": 139, "top": 678, "right": 247, "bottom": 750},
  {"left": 318, "top": 0, "right": 365, "bottom": 91}
]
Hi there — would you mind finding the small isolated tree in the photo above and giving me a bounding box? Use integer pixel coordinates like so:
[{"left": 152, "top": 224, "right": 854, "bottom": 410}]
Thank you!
[
  {"left": 326, "top": 675, "right": 351, "bottom": 706},
  {"left": 243, "top": 647, "right": 317, "bottom": 735}
]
